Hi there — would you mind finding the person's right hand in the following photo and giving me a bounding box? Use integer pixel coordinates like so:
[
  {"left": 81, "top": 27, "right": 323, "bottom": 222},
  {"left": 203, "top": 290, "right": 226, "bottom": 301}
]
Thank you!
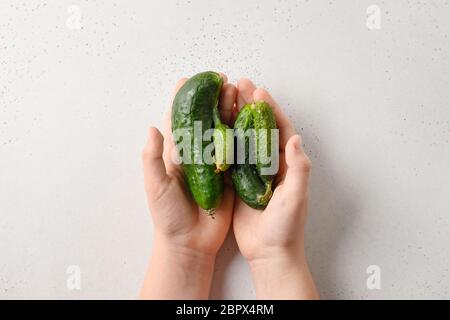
[
  {"left": 232, "top": 79, "right": 319, "bottom": 299},
  {"left": 140, "top": 76, "right": 237, "bottom": 299}
]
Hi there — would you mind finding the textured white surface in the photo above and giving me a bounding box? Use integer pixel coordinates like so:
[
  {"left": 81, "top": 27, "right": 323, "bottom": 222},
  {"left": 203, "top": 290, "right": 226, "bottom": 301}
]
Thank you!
[{"left": 1, "top": 0, "right": 450, "bottom": 299}]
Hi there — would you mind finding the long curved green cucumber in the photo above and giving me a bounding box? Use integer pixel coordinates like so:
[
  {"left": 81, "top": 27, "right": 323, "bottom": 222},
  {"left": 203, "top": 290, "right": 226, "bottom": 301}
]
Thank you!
[{"left": 171, "top": 71, "right": 224, "bottom": 214}]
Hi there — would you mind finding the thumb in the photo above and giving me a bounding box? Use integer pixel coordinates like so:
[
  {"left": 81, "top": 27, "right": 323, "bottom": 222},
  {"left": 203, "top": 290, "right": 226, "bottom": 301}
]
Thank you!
[
  {"left": 283, "top": 134, "right": 311, "bottom": 195},
  {"left": 142, "top": 127, "right": 169, "bottom": 197}
]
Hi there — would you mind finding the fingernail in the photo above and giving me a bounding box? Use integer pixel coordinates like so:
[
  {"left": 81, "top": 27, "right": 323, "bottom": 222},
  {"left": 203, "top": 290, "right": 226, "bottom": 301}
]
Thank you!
[
  {"left": 293, "top": 135, "right": 301, "bottom": 150},
  {"left": 292, "top": 135, "right": 300, "bottom": 150},
  {"left": 148, "top": 127, "right": 154, "bottom": 138}
]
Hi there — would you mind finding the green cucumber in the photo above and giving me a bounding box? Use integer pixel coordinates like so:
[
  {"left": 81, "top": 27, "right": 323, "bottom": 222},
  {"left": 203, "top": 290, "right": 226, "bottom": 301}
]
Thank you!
[
  {"left": 253, "top": 101, "right": 277, "bottom": 182},
  {"left": 212, "top": 104, "right": 233, "bottom": 173},
  {"left": 171, "top": 71, "right": 224, "bottom": 215},
  {"left": 231, "top": 101, "right": 277, "bottom": 209}
]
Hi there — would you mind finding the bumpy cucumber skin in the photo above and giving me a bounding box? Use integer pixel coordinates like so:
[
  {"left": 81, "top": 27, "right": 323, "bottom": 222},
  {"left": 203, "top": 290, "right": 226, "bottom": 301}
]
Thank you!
[
  {"left": 232, "top": 164, "right": 268, "bottom": 210},
  {"left": 232, "top": 102, "right": 277, "bottom": 209},
  {"left": 252, "top": 101, "right": 277, "bottom": 182},
  {"left": 212, "top": 103, "right": 233, "bottom": 173},
  {"left": 171, "top": 71, "right": 224, "bottom": 211},
  {"left": 213, "top": 123, "right": 232, "bottom": 172}
]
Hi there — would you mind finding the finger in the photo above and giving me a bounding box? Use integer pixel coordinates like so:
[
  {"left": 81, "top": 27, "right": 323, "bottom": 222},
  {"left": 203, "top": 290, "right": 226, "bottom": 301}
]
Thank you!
[
  {"left": 142, "top": 127, "right": 169, "bottom": 196},
  {"left": 162, "top": 110, "right": 177, "bottom": 172},
  {"left": 219, "top": 83, "right": 237, "bottom": 125},
  {"left": 252, "top": 88, "right": 296, "bottom": 149},
  {"left": 218, "top": 72, "right": 228, "bottom": 84},
  {"left": 273, "top": 151, "right": 286, "bottom": 186},
  {"left": 282, "top": 135, "right": 311, "bottom": 196},
  {"left": 237, "top": 78, "right": 256, "bottom": 110}
]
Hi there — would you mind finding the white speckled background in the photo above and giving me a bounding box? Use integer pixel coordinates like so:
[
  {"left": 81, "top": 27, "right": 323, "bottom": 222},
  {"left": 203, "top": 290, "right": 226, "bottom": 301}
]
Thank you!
[{"left": 1, "top": 0, "right": 449, "bottom": 299}]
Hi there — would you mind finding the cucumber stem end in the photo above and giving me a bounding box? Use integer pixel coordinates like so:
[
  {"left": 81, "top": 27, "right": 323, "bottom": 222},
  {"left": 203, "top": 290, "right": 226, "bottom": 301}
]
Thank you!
[
  {"left": 205, "top": 208, "right": 216, "bottom": 219},
  {"left": 257, "top": 181, "right": 273, "bottom": 207}
]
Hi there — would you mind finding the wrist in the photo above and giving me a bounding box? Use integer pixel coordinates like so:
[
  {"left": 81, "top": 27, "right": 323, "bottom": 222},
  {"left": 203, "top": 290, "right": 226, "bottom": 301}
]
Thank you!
[
  {"left": 153, "top": 235, "right": 216, "bottom": 270},
  {"left": 248, "top": 247, "right": 319, "bottom": 300},
  {"left": 248, "top": 246, "right": 307, "bottom": 277},
  {"left": 140, "top": 235, "right": 216, "bottom": 299}
]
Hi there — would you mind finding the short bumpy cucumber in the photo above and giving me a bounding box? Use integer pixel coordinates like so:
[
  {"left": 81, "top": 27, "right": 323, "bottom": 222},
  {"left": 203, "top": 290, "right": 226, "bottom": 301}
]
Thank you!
[
  {"left": 171, "top": 71, "right": 224, "bottom": 214},
  {"left": 232, "top": 101, "right": 277, "bottom": 209}
]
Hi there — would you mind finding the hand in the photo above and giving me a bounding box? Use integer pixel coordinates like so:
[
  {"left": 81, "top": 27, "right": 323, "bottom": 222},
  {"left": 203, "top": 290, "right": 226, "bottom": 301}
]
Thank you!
[
  {"left": 232, "top": 79, "right": 319, "bottom": 299},
  {"left": 140, "top": 76, "right": 237, "bottom": 299}
]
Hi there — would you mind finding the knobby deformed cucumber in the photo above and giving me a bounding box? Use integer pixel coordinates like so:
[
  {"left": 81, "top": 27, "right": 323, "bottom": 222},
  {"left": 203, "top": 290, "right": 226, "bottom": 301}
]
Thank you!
[
  {"left": 171, "top": 71, "right": 225, "bottom": 215},
  {"left": 232, "top": 101, "right": 277, "bottom": 209}
]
